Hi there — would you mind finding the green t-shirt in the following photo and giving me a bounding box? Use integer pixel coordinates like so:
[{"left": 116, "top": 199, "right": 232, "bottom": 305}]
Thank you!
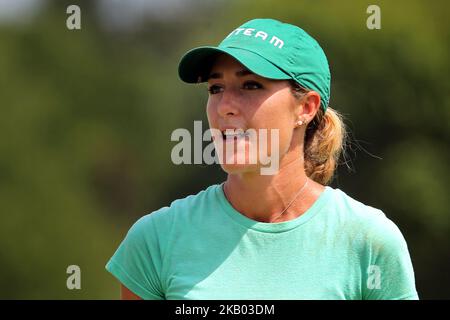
[{"left": 105, "top": 183, "right": 418, "bottom": 300}]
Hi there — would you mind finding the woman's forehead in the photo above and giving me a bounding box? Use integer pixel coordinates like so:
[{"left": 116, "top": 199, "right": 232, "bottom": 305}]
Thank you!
[
  {"left": 209, "top": 54, "right": 247, "bottom": 73},
  {"left": 207, "top": 53, "right": 286, "bottom": 85},
  {"left": 207, "top": 54, "right": 270, "bottom": 82}
]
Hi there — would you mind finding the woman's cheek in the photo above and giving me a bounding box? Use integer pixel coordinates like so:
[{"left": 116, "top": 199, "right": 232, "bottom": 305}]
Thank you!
[
  {"left": 206, "top": 102, "right": 217, "bottom": 127},
  {"left": 263, "top": 116, "right": 294, "bottom": 157}
]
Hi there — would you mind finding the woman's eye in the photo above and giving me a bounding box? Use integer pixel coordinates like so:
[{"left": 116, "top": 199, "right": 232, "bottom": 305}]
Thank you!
[
  {"left": 207, "top": 85, "right": 223, "bottom": 95},
  {"left": 243, "top": 81, "right": 263, "bottom": 90},
  {"left": 207, "top": 82, "right": 262, "bottom": 94}
]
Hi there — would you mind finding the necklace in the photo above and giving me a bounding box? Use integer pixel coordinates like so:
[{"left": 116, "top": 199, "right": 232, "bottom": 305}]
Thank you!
[
  {"left": 271, "top": 178, "right": 309, "bottom": 222},
  {"left": 222, "top": 177, "right": 310, "bottom": 222}
]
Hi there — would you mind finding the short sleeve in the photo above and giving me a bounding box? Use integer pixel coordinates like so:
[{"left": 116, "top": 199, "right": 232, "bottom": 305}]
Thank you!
[
  {"left": 106, "top": 214, "right": 165, "bottom": 300},
  {"left": 362, "top": 213, "right": 419, "bottom": 300}
]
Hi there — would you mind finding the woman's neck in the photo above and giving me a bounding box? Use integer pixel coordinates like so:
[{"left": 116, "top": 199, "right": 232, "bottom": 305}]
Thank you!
[{"left": 223, "top": 156, "right": 325, "bottom": 223}]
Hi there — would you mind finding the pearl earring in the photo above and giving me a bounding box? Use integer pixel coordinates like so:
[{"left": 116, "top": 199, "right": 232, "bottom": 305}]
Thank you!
[{"left": 297, "top": 119, "right": 306, "bottom": 126}]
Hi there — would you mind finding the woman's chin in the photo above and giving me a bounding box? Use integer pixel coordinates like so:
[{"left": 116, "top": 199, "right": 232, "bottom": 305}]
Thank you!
[{"left": 219, "top": 161, "right": 260, "bottom": 175}]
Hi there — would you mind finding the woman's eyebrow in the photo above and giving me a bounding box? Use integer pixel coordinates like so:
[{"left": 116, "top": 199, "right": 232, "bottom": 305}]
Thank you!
[{"left": 207, "top": 69, "right": 254, "bottom": 80}]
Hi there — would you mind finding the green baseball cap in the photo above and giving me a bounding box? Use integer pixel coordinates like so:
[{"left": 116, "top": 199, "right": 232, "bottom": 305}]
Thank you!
[{"left": 178, "top": 18, "right": 331, "bottom": 112}]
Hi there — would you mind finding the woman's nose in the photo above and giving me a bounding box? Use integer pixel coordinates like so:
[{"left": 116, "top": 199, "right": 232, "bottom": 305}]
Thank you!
[{"left": 216, "top": 88, "right": 240, "bottom": 118}]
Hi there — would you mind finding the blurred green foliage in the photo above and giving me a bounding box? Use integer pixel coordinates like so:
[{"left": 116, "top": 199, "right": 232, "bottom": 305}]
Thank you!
[{"left": 0, "top": 0, "right": 448, "bottom": 299}]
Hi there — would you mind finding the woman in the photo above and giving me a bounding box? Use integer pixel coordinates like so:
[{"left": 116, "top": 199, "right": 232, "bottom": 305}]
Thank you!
[{"left": 106, "top": 18, "right": 418, "bottom": 300}]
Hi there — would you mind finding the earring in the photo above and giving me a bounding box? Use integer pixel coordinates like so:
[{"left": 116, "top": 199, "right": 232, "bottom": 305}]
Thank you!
[{"left": 297, "top": 119, "right": 307, "bottom": 126}]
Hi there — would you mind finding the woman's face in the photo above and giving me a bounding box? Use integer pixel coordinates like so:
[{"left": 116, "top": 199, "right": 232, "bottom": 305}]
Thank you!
[{"left": 206, "top": 54, "right": 301, "bottom": 175}]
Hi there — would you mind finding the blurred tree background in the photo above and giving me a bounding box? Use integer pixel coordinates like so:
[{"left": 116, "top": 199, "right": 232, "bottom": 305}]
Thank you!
[{"left": 0, "top": 0, "right": 448, "bottom": 299}]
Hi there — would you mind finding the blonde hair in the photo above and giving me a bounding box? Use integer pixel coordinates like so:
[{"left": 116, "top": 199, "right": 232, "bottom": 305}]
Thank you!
[{"left": 290, "top": 81, "right": 347, "bottom": 186}]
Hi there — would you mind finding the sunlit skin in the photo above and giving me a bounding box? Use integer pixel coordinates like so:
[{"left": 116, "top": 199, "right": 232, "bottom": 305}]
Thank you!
[{"left": 206, "top": 54, "right": 325, "bottom": 224}]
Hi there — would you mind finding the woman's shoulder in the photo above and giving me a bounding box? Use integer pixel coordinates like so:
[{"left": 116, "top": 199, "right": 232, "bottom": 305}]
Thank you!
[
  {"left": 328, "top": 187, "right": 407, "bottom": 245},
  {"left": 330, "top": 187, "right": 386, "bottom": 220},
  {"left": 130, "top": 183, "right": 222, "bottom": 231}
]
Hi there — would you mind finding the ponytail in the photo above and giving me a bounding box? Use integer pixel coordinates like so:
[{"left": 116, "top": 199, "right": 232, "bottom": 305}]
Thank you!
[{"left": 290, "top": 80, "right": 347, "bottom": 185}]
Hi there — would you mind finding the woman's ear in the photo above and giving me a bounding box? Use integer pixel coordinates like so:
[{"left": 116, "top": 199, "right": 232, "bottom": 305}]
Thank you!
[{"left": 296, "top": 91, "right": 321, "bottom": 123}]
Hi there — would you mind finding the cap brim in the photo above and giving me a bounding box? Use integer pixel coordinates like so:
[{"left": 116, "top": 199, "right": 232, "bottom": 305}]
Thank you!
[{"left": 178, "top": 46, "right": 291, "bottom": 83}]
